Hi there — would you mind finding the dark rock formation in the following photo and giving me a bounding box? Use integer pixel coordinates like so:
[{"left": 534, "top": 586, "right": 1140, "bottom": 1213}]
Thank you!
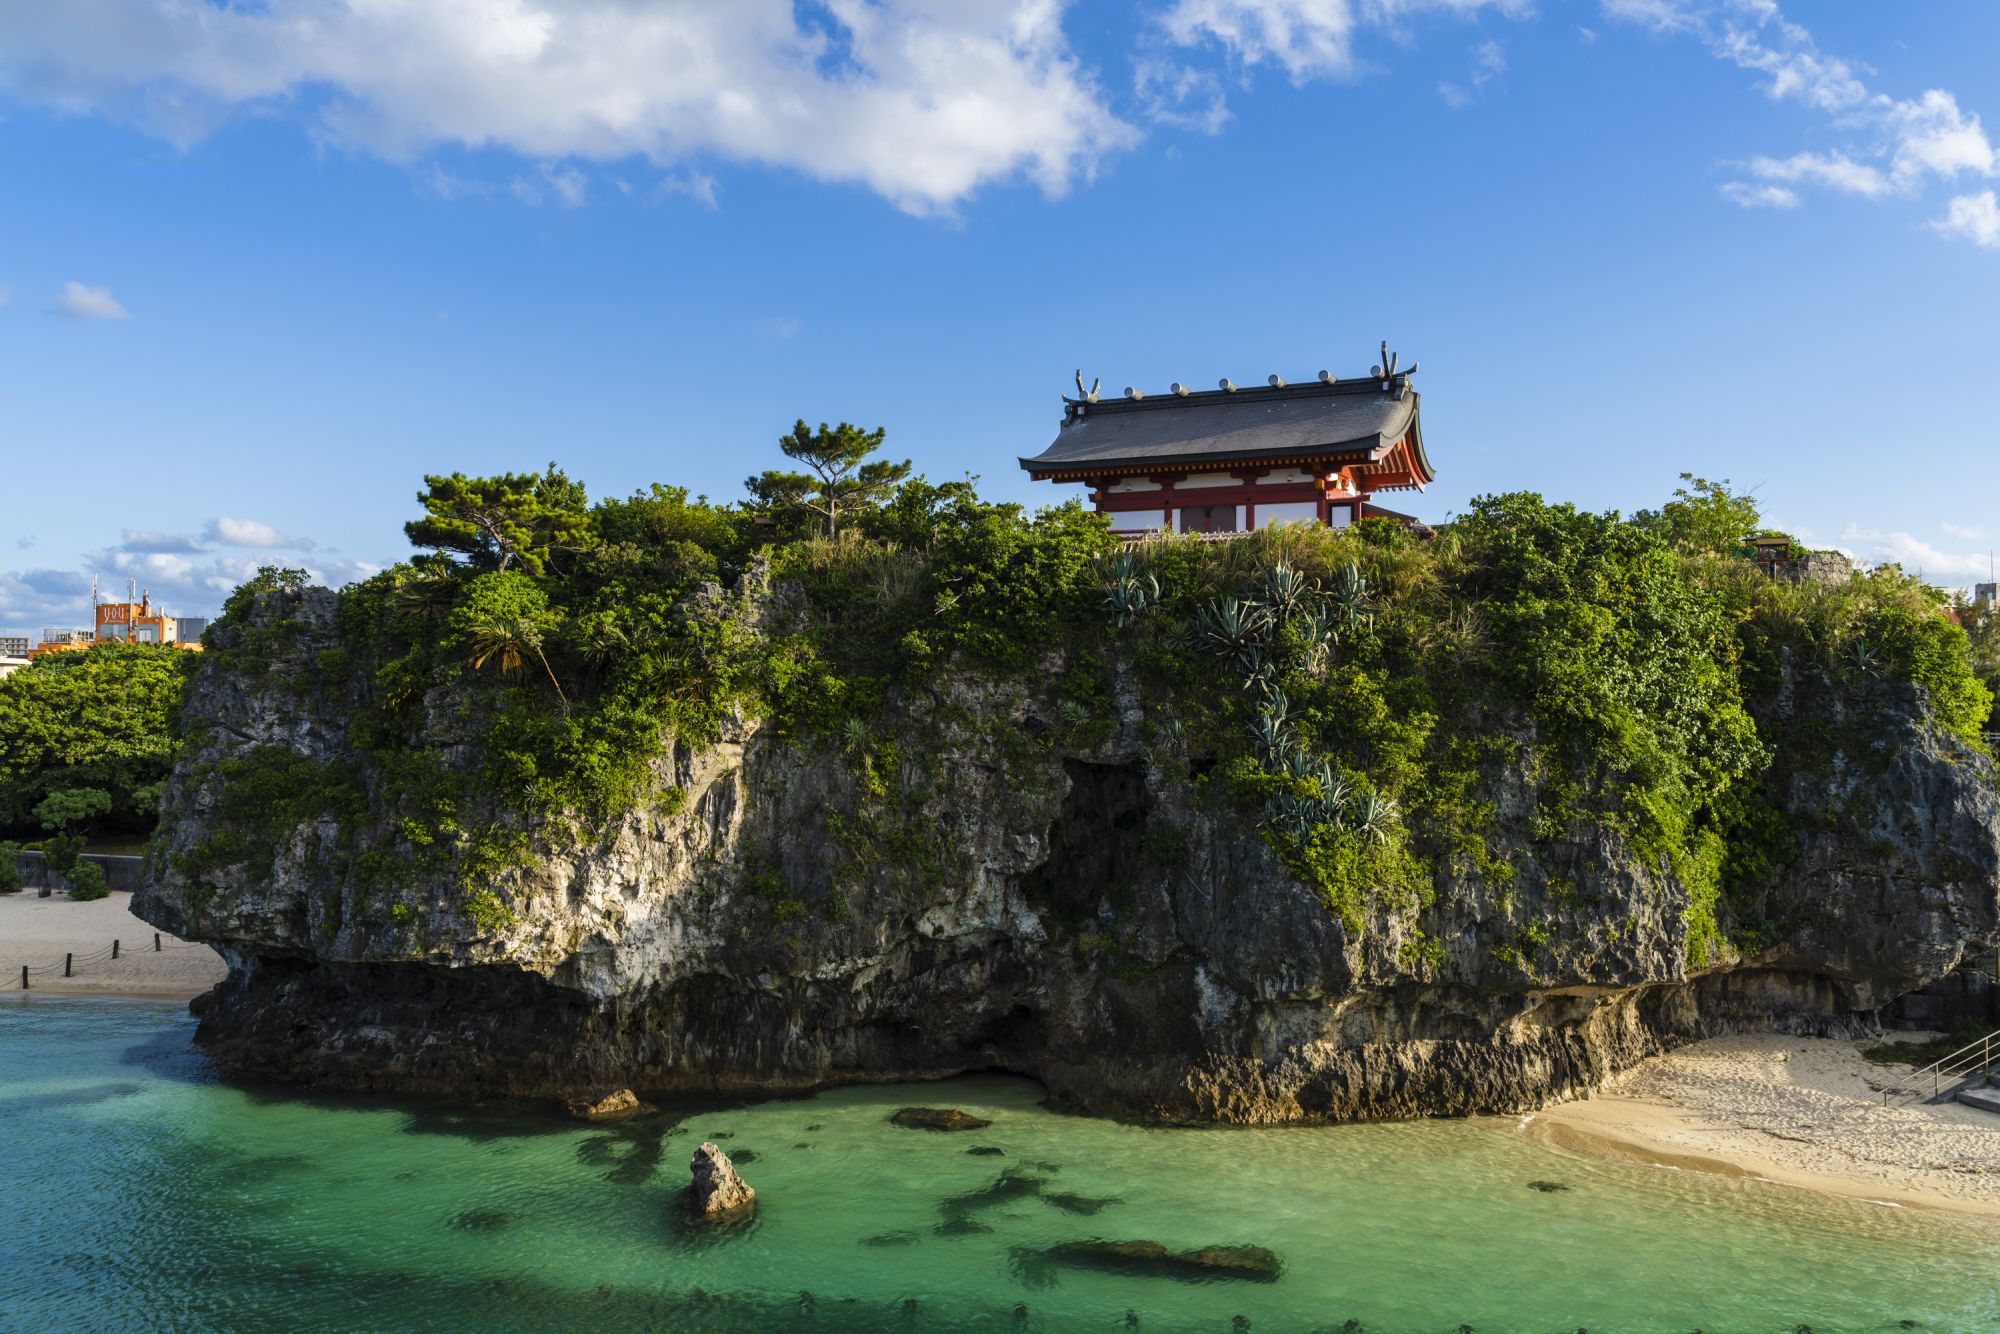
[
  {"left": 688, "top": 1142, "right": 754, "bottom": 1217},
  {"left": 1045, "top": 1239, "right": 1282, "bottom": 1281},
  {"left": 136, "top": 585, "right": 2000, "bottom": 1123},
  {"left": 891, "top": 1107, "right": 993, "bottom": 1132}
]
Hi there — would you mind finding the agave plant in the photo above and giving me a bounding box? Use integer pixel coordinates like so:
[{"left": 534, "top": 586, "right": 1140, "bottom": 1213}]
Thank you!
[
  {"left": 1240, "top": 649, "right": 1282, "bottom": 698},
  {"left": 1326, "top": 559, "right": 1375, "bottom": 638},
  {"left": 1259, "top": 559, "right": 1318, "bottom": 621},
  {"left": 1261, "top": 791, "right": 1320, "bottom": 841},
  {"left": 1847, "top": 638, "right": 1881, "bottom": 679},
  {"left": 1247, "top": 709, "right": 1292, "bottom": 761},
  {"left": 1316, "top": 768, "right": 1354, "bottom": 816},
  {"left": 1355, "top": 791, "right": 1399, "bottom": 845},
  {"left": 1258, "top": 688, "right": 1292, "bottom": 728},
  {"left": 1103, "top": 569, "right": 1161, "bottom": 628},
  {"left": 1194, "top": 595, "right": 1275, "bottom": 671}
]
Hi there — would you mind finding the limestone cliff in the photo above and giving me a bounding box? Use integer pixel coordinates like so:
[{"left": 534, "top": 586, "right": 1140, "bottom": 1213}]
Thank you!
[{"left": 136, "top": 583, "right": 2000, "bottom": 1122}]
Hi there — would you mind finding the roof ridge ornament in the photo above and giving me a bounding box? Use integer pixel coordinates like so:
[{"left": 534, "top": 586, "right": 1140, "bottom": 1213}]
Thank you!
[
  {"left": 1074, "top": 369, "right": 1101, "bottom": 404},
  {"left": 1372, "top": 340, "right": 1418, "bottom": 390}
]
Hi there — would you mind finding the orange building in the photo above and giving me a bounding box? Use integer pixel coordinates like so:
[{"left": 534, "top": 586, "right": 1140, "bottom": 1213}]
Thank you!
[{"left": 28, "top": 591, "right": 204, "bottom": 659}]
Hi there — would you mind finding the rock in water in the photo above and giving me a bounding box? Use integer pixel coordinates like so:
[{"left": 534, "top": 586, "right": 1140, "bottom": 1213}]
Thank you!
[
  {"left": 1047, "top": 1239, "right": 1282, "bottom": 1281},
  {"left": 565, "top": 1088, "right": 642, "bottom": 1120},
  {"left": 891, "top": 1107, "right": 993, "bottom": 1132},
  {"left": 689, "top": 1142, "right": 755, "bottom": 1217}
]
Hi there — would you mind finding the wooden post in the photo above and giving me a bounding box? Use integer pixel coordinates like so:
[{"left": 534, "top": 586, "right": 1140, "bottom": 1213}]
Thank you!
[
  {"left": 65, "top": 953, "right": 72, "bottom": 978},
  {"left": 20, "top": 966, "right": 26, "bottom": 990},
  {"left": 154, "top": 932, "right": 162, "bottom": 953},
  {"left": 112, "top": 939, "right": 120, "bottom": 961}
]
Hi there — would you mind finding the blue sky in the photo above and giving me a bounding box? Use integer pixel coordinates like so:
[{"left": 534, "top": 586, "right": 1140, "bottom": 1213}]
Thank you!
[{"left": 4, "top": 0, "right": 1999, "bottom": 631}]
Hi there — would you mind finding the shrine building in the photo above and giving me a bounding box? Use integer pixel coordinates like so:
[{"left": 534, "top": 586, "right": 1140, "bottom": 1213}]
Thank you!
[{"left": 1019, "top": 346, "right": 1434, "bottom": 537}]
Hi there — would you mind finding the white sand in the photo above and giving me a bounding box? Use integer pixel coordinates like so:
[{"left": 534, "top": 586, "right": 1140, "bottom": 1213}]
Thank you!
[
  {"left": 0, "top": 890, "right": 224, "bottom": 1000},
  {"left": 1533, "top": 1032, "right": 2000, "bottom": 1214}
]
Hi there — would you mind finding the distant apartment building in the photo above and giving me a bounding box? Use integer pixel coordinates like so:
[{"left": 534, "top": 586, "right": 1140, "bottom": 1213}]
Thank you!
[
  {"left": 0, "top": 635, "right": 28, "bottom": 658},
  {"left": 174, "top": 616, "right": 209, "bottom": 644},
  {"left": 1977, "top": 582, "right": 1998, "bottom": 610},
  {"left": 28, "top": 591, "right": 205, "bottom": 659}
]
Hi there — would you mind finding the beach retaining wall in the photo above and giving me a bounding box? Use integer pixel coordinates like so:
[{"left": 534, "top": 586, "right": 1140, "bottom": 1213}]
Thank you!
[
  {"left": 1882, "top": 961, "right": 2000, "bottom": 1031},
  {"left": 12, "top": 852, "right": 146, "bottom": 895}
]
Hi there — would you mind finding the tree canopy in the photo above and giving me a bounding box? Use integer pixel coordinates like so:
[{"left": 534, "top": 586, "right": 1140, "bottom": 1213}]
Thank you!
[
  {"left": 405, "top": 464, "right": 594, "bottom": 575},
  {"left": 0, "top": 644, "right": 194, "bottom": 837},
  {"left": 747, "top": 420, "right": 911, "bottom": 539},
  {"left": 1630, "top": 474, "right": 1762, "bottom": 556}
]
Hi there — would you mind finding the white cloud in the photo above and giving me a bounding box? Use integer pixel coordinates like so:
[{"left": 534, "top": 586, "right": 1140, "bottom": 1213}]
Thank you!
[
  {"left": 757, "top": 316, "right": 803, "bottom": 339},
  {"left": 0, "top": 1, "right": 1137, "bottom": 217},
  {"left": 420, "top": 165, "right": 493, "bottom": 201},
  {"left": 87, "top": 550, "right": 380, "bottom": 621},
  {"left": 1133, "top": 57, "right": 1232, "bottom": 134},
  {"left": 1934, "top": 190, "right": 2000, "bottom": 249},
  {"left": 1943, "top": 522, "right": 1995, "bottom": 542},
  {"left": 1439, "top": 37, "right": 1506, "bottom": 108},
  {"left": 656, "top": 169, "right": 719, "bottom": 209},
  {"left": 1741, "top": 151, "right": 1890, "bottom": 198},
  {"left": 1156, "top": 0, "right": 1531, "bottom": 84},
  {"left": 0, "top": 568, "right": 96, "bottom": 634},
  {"left": 0, "top": 288, "right": 13, "bottom": 307},
  {"left": 1610, "top": 2, "right": 1999, "bottom": 233},
  {"left": 511, "top": 163, "right": 588, "bottom": 208},
  {"left": 1840, "top": 526, "right": 1993, "bottom": 585},
  {"left": 53, "top": 281, "right": 129, "bottom": 320},
  {"left": 0, "top": 513, "right": 383, "bottom": 633},
  {"left": 1719, "top": 180, "right": 1797, "bottom": 209},
  {"left": 204, "top": 516, "right": 313, "bottom": 550},
  {"left": 117, "top": 529, "right": 207, "bottom": 554},
  {"left": 1598, "top": 0, "right": 1700, "bottom": 34}
]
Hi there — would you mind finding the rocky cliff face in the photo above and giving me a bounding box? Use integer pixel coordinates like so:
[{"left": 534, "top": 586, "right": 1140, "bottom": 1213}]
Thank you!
[{"left": 136, "top": 586, "right": 2000, "bottom": 1122}]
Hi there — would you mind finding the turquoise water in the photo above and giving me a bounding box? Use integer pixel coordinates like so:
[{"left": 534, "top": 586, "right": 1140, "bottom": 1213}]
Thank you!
[{"left": 3, "top": 999, "right": 1997, "bottom": 1332}]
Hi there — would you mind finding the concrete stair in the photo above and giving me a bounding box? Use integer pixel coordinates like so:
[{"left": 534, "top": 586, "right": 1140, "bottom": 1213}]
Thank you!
[{"left": 1953, "top": 1073, "right": 2000, "bottom": 1114}]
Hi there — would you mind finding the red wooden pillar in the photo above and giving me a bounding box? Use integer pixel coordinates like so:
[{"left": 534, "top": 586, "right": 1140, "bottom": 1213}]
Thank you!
[
  {"left": 1152, "top": 474, "right": 1179, "bottom": 532},
  {"left": 1233, "top": 469, "right": 1263, "bottom": 530}
]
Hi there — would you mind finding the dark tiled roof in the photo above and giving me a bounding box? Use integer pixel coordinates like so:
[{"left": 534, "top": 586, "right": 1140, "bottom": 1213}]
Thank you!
[{"left": 1021, "top": 377, "right": 1421, "bottom": 476}]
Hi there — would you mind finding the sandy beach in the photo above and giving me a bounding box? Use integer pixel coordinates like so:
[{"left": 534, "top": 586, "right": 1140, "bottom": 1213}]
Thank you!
[
  {"left": 0, "top": 890, "right": 224, "bottom": 1000},
  {"left": 1532, "top": 1032, "right": 2000, "bottom": 1215}
]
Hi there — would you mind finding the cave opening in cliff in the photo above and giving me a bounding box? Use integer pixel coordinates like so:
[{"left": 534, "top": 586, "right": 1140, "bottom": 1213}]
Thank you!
[{"left": 1022, "top": 759, "right": 1151, "bottom": 927}]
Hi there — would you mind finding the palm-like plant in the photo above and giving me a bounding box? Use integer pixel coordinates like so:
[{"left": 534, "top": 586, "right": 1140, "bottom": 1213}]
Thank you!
[
  {"left": 464, "top": 614, "right": 571, "bottom": 716},
  {"left": 394, "top": 569, "right": 457, "bottom": 621}
]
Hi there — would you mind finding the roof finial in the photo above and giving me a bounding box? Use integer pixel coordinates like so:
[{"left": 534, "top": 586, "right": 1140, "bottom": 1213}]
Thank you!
[
  {"left": 1373, "top": 340, "right": 1415, "bottom": 386},
  {"left": 1073, "top": 369, "right": 1100, "bottom": 403}
]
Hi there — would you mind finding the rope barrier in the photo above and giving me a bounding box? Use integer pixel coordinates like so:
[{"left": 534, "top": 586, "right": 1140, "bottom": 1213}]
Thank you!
[{"left": 12, "top": 932, "right": 219, "bottom": 988}]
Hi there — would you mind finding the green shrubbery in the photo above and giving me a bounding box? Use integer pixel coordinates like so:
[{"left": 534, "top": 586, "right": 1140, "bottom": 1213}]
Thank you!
[
  {"left": 0, "top": 643, "right": 193, "bottom": 840},
  {"left": 188, "top": 437, "right": 1991, "bottom": 961},
  {"left": 64, "top": 859, "right": 110, "bottom": 901}
]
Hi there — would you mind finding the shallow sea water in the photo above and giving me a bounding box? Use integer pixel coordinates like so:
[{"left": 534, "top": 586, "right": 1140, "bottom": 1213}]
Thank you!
[{"left": 3, "top": 997, "right": 1997, "bottom": 1333}]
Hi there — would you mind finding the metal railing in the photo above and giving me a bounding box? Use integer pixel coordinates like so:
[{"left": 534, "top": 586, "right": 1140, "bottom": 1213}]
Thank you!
[{"left": 1894, "top": 1030, "right": 2000, "bottom": 1105}]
